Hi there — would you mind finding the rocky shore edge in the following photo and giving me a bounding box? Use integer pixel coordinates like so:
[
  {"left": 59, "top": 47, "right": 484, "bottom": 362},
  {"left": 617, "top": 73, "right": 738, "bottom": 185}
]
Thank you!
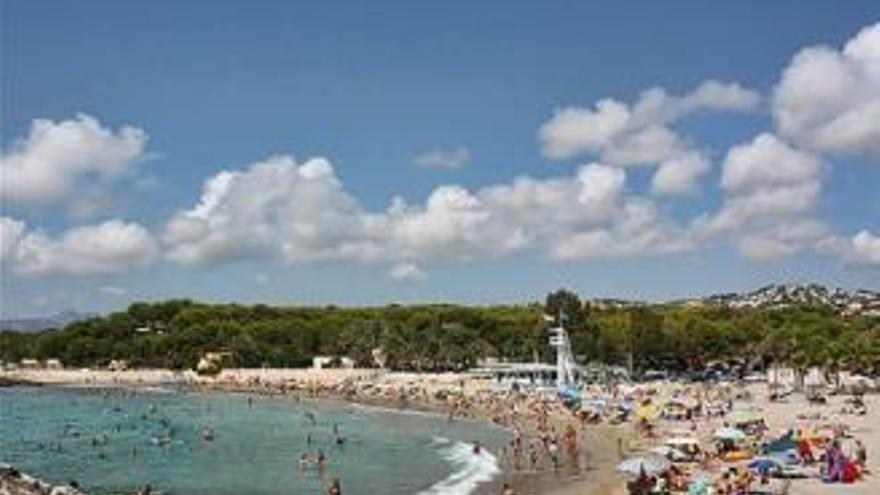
[{"left": 0, "top": 464, "right": 86, "bottom": 495}]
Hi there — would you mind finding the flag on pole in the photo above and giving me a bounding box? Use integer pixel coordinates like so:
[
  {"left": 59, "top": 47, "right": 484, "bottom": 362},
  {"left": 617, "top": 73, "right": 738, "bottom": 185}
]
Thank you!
[{"left": 542, "top": 314, "right": 555, "bottom": 323}]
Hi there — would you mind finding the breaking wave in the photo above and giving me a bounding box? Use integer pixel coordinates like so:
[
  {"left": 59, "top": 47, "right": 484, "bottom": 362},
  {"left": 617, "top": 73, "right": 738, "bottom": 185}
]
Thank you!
[{"left": 416, "top": 436, "right": 501, "bottom": 495}]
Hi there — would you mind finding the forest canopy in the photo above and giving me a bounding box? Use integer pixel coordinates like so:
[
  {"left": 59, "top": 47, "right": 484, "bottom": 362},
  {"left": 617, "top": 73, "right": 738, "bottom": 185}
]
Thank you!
[{"left": 2, "top": 290, "right": 878, "bottom": 374}]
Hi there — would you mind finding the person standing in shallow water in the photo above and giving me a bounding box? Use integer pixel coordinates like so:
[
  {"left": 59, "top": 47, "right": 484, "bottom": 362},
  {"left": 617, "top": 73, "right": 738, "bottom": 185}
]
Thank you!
[{"left": 326, "top": 478, "right": 341, "bottom": 495}]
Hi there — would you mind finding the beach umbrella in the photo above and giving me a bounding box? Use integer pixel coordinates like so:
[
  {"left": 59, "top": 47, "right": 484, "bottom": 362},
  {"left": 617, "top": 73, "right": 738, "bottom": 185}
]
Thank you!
[
  {"left": 713, "top": 426, "right": 747, "bottom": 441},
  {"left": 766, "top": 434, "right": 796, "bottom": 454},
  {"left": 748, "top": 457, "right": 782, "bottom": 474},
  {"left": 616, "top": 456, "right": 670, "bottom": 476},
  {"left": 635, "top": 403, "right": 661, "bottom": 421}
]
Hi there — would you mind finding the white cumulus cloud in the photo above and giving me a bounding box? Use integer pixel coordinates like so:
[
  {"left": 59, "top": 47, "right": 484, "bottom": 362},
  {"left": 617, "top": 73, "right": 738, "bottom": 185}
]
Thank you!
[
  {"left": 539, "top": 80, "right": 759, "bottom": 162},
  {"left": 550, "top": 200, "right": 693, "bottom": 261},
  {"left": 774, "top": 23, "right": 880, "bottom": 155},
  {"left": 720, "top": 133, "right": 823, "bottom": 194},
  {"left": 848, "top": 230, "right": 880, "bottom": 266},
  {"left": 701, "top": 133, "right": 824, "bottom": 235},
  {"left": 651, "top": 152, "right": 710, "bottom": 196},
  {"left": 0, "top": 216, "right": 27, "bottom": 263},
  {"left": 163, "top": 155, "right": 387, "bottom": 266},
  {"left": 163, "top": 155, "right": 690, "bottom": 273},
  {"left": 539, "top": 80, "right": 759, "bottom": 196},
  {"left": 0, "top": 114, "right": 148, "bottom": 205},
  {"left": 735, "top": 219, "right": 829, "bottom": 261},
  {"left": 1, "top": 217, "right": 157, "bottom": 276}
]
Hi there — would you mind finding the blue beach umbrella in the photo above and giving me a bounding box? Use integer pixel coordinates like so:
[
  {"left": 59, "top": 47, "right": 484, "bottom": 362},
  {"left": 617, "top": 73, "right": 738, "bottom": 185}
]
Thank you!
[
  {"left": 748, "top": 457, "right": 782, "bottom": 474},
  {"left": 557, "top": 386, "right": 581, "bottom": 405}
]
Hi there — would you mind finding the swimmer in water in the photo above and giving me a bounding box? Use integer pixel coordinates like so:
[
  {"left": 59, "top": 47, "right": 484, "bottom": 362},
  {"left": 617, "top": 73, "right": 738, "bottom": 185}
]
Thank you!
[
  {"left": 299, "top": 453, "right": 310, "bottom": 470},
  {"left": 473, "top": 441, "right": 482, "bottom": 455}
]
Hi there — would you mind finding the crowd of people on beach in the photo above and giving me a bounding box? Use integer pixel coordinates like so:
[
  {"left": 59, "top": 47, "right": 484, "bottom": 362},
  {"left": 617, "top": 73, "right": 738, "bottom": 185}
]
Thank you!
[{"left": 606, "top": 383, "right": 873, "bottom": 495}]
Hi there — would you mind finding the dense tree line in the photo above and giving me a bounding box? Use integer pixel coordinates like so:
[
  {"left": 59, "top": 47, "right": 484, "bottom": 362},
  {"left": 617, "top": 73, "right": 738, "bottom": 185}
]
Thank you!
[{"left": 1, "top": 290, "right": 878, "bottom": 374}]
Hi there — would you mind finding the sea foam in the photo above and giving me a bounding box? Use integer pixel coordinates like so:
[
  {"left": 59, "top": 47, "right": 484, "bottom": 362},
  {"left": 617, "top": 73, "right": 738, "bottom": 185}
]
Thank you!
[{"left": 417, "top": 437, "right": 501, "bottom": 495}]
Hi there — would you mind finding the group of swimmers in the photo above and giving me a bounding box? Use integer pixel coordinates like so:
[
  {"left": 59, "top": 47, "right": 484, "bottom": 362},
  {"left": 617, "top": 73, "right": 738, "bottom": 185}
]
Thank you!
[{"left": 298, "top": 449, "right": 327, "bottom": 470}]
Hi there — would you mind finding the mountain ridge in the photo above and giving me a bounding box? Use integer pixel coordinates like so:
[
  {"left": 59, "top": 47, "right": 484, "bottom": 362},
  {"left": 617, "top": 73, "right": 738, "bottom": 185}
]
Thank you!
[{"left": 0, "top": 310, "right": 95, "bottom": 333}]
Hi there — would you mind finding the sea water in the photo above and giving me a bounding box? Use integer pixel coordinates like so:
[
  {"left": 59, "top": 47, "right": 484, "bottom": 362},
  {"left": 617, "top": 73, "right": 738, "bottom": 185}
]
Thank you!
[{"left": 0, "top": 387, "right": 509, "bottom": 495}]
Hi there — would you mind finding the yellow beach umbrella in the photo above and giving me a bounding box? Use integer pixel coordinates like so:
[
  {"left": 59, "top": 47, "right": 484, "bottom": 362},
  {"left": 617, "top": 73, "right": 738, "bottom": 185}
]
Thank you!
[{"left": 636, "top": 403, "right": 661, "bottom": 421}]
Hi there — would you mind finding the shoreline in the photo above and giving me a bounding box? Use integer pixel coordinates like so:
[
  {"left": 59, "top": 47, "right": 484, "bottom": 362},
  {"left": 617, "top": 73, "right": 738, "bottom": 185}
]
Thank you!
[{"left": 2, "top": 368, "right": 620, "bottom": 495}]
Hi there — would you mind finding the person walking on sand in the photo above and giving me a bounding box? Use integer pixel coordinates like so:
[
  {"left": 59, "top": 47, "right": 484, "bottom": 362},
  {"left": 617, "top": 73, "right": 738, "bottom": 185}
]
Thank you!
[
  {"left": 855, "top": 439, "right": 867, "bottom": 470},
  {"left": 548, "top": 438, "right": 560, "bottom": 472}
]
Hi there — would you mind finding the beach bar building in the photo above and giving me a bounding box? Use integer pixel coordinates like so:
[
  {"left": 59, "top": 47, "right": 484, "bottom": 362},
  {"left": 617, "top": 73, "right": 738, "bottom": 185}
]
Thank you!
[{"left": 470, "top": 362, "right": 582, "bottom": 388}]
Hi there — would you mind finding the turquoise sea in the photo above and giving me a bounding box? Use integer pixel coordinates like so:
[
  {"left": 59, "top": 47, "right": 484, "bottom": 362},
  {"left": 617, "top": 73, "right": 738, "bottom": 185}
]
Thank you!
[{"left": 0, "top": 387, "right": 509, "bottom": 495}]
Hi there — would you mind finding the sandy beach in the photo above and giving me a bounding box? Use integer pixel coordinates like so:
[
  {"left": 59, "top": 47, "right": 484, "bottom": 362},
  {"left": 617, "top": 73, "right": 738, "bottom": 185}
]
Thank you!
[{"left": 744, "top": 389, "right": 878, "bottom": 495}]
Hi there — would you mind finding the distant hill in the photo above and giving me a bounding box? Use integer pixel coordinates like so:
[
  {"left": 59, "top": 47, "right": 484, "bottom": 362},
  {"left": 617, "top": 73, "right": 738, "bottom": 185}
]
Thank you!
[
  {"left": 682, "top": 283, "right": 880, "bottom": 316},
  {"left": 0, "top": 310, "right": 95, "bottom": 332}
]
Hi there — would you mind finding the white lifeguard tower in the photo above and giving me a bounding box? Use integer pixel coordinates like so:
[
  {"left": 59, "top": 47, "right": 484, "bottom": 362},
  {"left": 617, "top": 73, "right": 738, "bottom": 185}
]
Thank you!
[
  {"left": 469, "top": 310, "right": 584, "bottom": 393},
  {"left": 547, "top": 310, "right": 580, "bottom": 391}
]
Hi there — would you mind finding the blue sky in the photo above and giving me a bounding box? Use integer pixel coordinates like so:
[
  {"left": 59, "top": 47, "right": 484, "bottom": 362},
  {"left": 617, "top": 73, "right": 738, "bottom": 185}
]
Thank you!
[{"left": 1, "top": 1, "right": 879, "bottom": 317}]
